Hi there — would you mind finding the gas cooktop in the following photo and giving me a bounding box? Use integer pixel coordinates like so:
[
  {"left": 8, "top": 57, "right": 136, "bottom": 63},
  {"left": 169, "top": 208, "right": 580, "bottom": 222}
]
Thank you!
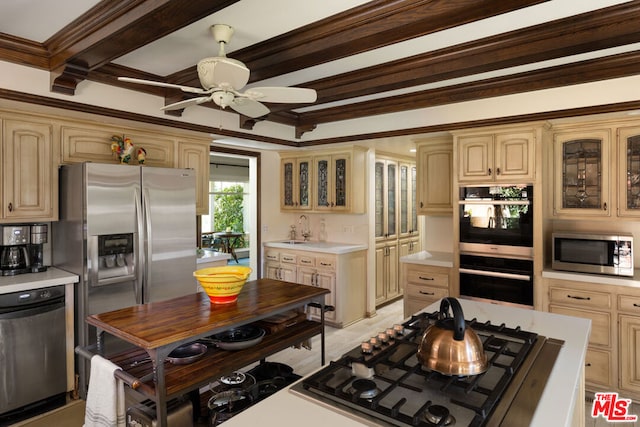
[{"left": 291, "top": 310, "right": 564, "bottom": 427}]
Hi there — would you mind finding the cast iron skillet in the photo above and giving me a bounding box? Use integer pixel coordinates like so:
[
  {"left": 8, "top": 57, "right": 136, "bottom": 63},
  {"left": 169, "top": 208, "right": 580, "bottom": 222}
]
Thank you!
[{"left": 200, "top": 325, "right": 266, "bottom": 350}]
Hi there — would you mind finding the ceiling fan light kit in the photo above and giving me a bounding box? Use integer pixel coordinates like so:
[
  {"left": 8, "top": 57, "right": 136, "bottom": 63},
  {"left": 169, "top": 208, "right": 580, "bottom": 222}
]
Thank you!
[{"left": 116, "top": 23, "right": 317, "bottom": 119}]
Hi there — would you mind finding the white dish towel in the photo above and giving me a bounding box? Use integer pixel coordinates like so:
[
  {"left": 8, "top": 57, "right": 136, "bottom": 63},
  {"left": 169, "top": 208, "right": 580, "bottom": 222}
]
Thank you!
[{"left": 84, "top": 354, "right": 125, "bottom": 427}]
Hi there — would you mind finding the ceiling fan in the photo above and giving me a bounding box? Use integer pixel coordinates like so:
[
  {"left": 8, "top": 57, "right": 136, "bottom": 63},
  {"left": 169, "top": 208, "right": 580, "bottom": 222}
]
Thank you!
[{"left": 118, "top": 24, "right": 317, "bottom": 118}]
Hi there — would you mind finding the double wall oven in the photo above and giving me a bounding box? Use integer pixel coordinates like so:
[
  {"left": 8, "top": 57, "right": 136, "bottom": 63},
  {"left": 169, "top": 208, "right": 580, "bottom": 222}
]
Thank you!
[{"left": 459, "top": 185, "right": 534, "bottom": 308}]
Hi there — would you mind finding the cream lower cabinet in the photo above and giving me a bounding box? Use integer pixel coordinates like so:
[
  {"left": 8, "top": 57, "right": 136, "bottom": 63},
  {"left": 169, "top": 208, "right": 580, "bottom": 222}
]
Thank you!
[
  {"left": 263, "top": 247, "right": 366, "bottom": 328},
  {"left": 2, "top": 117, "right": 57, "bottom": 222},
  {"left": 544, "top": 279, "right": 615, "bottom": 392},
  {"left": 402, "top": 263, "right": 451, "bottom": 318},
  {"left": 375, "top": 241, "right": 399, "bottom": 307},
  {"left": 398, "top": 237, "right": 420, "bottom": 259},
  {"left": 618, "top": 294, "right": 640, "bottom": 398}
]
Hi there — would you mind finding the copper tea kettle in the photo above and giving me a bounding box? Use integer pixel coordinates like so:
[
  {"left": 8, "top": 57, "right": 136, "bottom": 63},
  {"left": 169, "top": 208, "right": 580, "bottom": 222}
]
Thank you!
[{"left": 416, "top": 297, "right": 488, "bottom": 376}]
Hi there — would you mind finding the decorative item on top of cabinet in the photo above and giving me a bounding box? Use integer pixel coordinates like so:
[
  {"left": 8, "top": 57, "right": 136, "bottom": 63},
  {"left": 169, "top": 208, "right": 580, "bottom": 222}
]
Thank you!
[
  {"left": 415, "top": 137, "right": 453, "bottom": 215},
  {"left": 2, "top": 117, "right": 57, "bottom": 221},
  {"left": 552, "top": 127, "right": 610, "bottom": 217},
  {"left": 454, "top": 127, "right": 536, "bottom": 183},
  {"left": 61, "top": 125, "right": 175, "bottom": 167},
  {"left": 402, "top": 263, "right": 451, "bottom": 318},
  {"left": 618, "top": 126, "right": 640, "bottom": 217}
]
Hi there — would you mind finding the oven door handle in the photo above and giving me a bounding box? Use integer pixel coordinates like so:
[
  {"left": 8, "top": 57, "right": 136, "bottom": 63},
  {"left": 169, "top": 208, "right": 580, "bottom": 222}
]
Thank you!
[{"left": 459, "top": 268, "right": 531, "bottom": 281}]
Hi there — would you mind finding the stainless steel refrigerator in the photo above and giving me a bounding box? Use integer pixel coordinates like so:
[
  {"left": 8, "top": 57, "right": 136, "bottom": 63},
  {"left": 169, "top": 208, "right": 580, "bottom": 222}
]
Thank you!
[{"left": 52, "top": 162, "right": 197, "bottom": 394}]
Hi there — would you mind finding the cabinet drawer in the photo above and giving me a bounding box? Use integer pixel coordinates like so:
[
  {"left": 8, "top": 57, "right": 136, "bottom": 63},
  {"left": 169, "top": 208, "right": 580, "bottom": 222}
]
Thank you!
[
  {"left": 618, "top": 294, "right": 640, "bottom": 314},
  {"left": 264, "top": 251, "right": 279, "bottom": 262},
  {"left": 406, "top": 270, "right": 449, "bottom": 288},
  {"left": 298, "top": 255, "right": 315, "bottom": 267},
  {"left": 548, "top": 287, "right": 611, "bottom": 310},
  {"left": 280, "top": 253, "right": 297, "bottom": 264},
  {"left": 549, "top": 305, "right": 611, "bottom": 347},
  {"left": 316, "top": 257, "right": 336, "bottom": 270},
  {"left": 406, "top": 284, "right": 449, "bottom": 300},
  {"left": 585, "top": 347, "right": 613, "bottom": 388}
]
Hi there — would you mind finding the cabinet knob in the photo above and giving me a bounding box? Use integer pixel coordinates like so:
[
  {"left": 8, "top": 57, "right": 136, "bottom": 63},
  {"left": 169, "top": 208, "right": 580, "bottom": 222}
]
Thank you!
[
  {"left": 420, "top": 202, "right": 424, "bottom": 208},
  {"left": 603, "top": 202, "right": 607, "bottom": 211},
  {"left": 487, "top": 168, "right": 492, "bottom": 176},
  {"left": 7, "top": 202, "right": 12, "bottom": 212},
  {"left": 496, "top": 167, "right": 501, "bottom": 175}
]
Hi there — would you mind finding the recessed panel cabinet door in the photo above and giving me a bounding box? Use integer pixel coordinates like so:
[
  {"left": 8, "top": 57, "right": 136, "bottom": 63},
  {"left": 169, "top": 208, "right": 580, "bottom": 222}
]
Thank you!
[{"left": 2, "top": 119, "right": 56, "bottom": 220}]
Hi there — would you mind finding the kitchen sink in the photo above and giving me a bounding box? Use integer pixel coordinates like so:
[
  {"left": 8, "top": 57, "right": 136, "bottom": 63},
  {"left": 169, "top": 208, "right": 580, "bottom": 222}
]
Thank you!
[{"left": 283, "top": 240, "right": 308, "bottom": 244}]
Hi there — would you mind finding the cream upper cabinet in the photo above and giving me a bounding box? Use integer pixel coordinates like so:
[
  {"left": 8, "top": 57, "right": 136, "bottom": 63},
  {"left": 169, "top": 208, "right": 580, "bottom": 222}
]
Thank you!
[
  {"left": 314, "top": 152, "right": 351, "bottom": 212},
  {"left": 280, "top": 147, "right": 365, "bottom": 213},
  {"left": 617, "top": 126, "right": 640, "bottom": 217},
  {"left": 552, "top": 128, "right": 611, "bottom": 217},
  {"left": 456, "top": 130, "right": 535, "bottom": 183},
  {"left": 374, "top": 157, "right": 398, "bottom": 240},
  {"left": 416, "top": 139, "right": 453, "bottom": 215},
  {"left": 2, "top": 118, "right": 57, "bottom": 221},
  {"left": 280, "top": 156, "right": 312, "bottom": 211},
  {"left": 176, "top": 139, "right": 210, "bottom": 215},
  {"left": 398, "top": 162, "right": 418, "bottom": 237}
]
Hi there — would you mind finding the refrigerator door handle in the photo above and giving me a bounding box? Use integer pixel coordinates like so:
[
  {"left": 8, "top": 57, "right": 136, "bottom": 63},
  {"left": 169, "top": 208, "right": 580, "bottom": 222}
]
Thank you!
[
  {"left": 141, "top": 188, "right": 153, "bottom": 303},
  {"left": 135, "top": 188, "right": 145, "bottom": 304},
  {"left": 87, "top": 235, "right": 99, "bottom": 286}
]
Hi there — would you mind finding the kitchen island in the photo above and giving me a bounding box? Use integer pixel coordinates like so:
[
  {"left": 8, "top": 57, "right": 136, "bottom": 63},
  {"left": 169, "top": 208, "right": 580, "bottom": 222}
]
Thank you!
[{"left": 222, "top": 299, "right": 591, "bottom": 427}]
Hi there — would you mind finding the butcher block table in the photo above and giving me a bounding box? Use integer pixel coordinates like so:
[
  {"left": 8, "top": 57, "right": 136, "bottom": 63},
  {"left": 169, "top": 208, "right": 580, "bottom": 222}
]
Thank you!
[{"left": 82, "top": 278, "right": 330, "bottom": 427}]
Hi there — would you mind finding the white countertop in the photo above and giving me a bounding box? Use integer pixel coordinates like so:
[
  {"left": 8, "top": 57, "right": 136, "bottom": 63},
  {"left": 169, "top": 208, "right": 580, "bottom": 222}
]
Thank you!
[
  {"left": 399, "top": 250, "right": 454, "bottom": 267},
  {"left": 223, "top": 299, "right": 590, "bottom": 427},
  {"left": 543, "top": 267, "right": 640, "bottom": 288},
  {"left": 0, "top": 267, "right": 79, "bottom": 294},
  {"left": 196, "top": 250, "right": 232, "bottom": 264},
  {"left": 264, "top": 240, "right": 367, "bottom": 254}
]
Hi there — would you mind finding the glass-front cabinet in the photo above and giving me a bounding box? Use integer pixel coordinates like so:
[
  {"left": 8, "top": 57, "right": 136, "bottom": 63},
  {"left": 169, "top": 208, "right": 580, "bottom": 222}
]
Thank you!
[
  {"left": 553, "top": 128, "right": 611, "bottom": 217},
  {"left": 618, "top": 126, "right": 640, "bottom": 217},
  {"left": 374, "top": 158, "right": 397, "bottom": 240},
  {"left": 314, "top": 152, "right": 351, "bottom": 212},
  {"left": 399, "top": 162, "right": 418, "bottom": 237},
  {"left": 280, "top": 156, "right": 312, "bottom": 211}
]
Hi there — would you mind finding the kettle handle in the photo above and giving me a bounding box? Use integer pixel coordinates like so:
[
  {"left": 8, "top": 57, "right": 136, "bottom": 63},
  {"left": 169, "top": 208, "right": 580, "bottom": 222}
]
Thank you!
[{"left": 439, "top": 297, "right": 466, "bottom": 341}]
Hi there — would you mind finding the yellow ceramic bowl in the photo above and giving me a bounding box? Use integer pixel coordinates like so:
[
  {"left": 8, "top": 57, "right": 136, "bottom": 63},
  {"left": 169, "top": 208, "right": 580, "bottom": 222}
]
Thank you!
[{"left": 194, "top": 266, "right": 252, "bottom": 304}]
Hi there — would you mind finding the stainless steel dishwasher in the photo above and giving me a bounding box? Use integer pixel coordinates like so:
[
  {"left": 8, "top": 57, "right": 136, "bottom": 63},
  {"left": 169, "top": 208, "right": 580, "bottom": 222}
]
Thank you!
[{"left": 0, "top": 285, "right": 67, "bottom": 421}]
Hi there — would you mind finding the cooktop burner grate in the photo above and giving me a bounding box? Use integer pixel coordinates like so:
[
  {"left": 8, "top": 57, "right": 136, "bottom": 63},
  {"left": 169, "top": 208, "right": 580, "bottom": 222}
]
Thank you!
[{"left": 294, "top": 311, "right": 540, "bottom": 427}]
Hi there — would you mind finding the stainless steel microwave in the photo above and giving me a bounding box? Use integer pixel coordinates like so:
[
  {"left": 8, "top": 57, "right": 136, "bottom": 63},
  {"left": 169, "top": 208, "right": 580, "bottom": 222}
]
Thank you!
[{"left": 552, "top": 232, "right": 633, "bottom": 277}]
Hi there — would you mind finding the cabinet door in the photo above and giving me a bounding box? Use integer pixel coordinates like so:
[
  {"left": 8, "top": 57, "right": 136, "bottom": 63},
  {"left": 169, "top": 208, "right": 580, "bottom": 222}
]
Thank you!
[
  {"left": 315, "top": 153, "right": 351, "bottom": 212},
  {"left": 416, "top": 142, "right": 452, "bottom": 215},
  {"left": 457, "top": 134, "right": 493, "bottom": 182},
  {"left": 399, "top": 163, "right": 414, "bottom": 236},
  {"left": 619, "top": 314, "right": 640, "bottom": 394},
  {"left": 553, "top": 129, "right": 611, "bottom": 217},
  {"left": 375, "top": 245, "right": 387, "bottom": 305},
  {"left": 618, "top": 126, "right": 640, "bottom": 217},
  {"left": 386, "top": 244, "right": 400, "bottom": 300},
  {"left": 281, "top": 157, "right": 312, "bottom": 211},
  {"left": 316, "top": 270, "right": 337, "bottom": 322},
  {"left": 177, "top": 140, "right": 209, "bottom": 215},
  {"left": 494, "top": 131, "right": 535, "bottom": 182},
  {"left": 2, "top": 119, "right": 56, "bottom": 220}
]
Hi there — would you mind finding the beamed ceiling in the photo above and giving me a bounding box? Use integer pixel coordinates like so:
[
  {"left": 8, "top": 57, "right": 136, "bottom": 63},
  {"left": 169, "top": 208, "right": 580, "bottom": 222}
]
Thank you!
[{"left": 1, "top": 0, "right": 640, "bottom": 149}]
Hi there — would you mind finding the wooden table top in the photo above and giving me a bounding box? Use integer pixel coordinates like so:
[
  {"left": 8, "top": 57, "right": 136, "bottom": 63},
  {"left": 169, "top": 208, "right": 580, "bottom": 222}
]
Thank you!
[{"left": 86, "top": 278, "right": 329, "bottom": 350}]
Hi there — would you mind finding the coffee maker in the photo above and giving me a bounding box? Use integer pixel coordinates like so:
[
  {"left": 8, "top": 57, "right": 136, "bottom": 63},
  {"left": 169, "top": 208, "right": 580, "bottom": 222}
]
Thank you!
[
  {"left": 29, "top": 224, "right": 48, "bottom": 273},
  {"left": 0, "top": 225, "right": 31, "bottom": 276}
]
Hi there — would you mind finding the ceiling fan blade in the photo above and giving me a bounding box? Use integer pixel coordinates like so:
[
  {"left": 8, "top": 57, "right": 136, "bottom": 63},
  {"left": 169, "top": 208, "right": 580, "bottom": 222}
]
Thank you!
[
  {"left": 228, "top": 98, "right": 270, "bottom": 118},
  {"left": 244, "top": 87, "right": 317, "bottom": 103},
  {"left": 161, "top": 96, "right": 212, "bottom": 111},
  {"left": 118, "top": 77, "right": 208, "bottom": 95}
]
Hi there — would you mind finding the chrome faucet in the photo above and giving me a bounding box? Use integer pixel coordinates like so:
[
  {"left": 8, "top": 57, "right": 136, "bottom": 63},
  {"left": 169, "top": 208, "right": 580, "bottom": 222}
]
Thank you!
[{"left": 298, "top": 215, "right": 311, "bottom": 241}]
